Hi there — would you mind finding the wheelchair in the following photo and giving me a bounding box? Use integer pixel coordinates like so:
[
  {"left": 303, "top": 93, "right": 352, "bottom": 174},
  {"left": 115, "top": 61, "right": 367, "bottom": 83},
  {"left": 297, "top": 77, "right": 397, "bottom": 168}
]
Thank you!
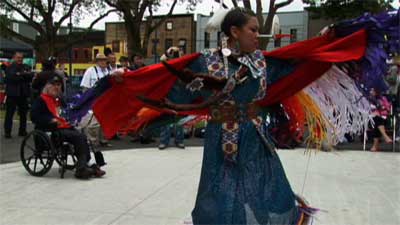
[{"left": 20, "top": 129, "right": 99, "bottom": 178}]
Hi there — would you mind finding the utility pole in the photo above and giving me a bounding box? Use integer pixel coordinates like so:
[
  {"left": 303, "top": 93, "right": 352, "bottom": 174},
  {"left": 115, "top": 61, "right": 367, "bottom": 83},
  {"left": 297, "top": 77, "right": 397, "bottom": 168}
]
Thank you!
[
  {"left": 153, "top": 28, "right": 158, "bottom": 64},
  {"left": 68, "top": 6, "right": 73, "bottom": 77}
]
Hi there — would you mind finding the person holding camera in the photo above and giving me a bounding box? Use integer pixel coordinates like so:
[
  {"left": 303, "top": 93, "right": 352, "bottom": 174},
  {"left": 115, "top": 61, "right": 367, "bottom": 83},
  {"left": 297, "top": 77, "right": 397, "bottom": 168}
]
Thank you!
[
  {"left": 157, "top": 47, "right": 186, "bottom": 150},
  {"left": 3, "top": 52, "right": 34, "bottom": 138}
]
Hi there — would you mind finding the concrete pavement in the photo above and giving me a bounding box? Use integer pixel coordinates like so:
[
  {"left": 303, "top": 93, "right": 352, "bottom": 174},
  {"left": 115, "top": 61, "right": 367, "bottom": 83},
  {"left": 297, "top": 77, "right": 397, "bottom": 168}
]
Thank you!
[{"left": 1, "top": 147, "right": 399, "bottom": 225}]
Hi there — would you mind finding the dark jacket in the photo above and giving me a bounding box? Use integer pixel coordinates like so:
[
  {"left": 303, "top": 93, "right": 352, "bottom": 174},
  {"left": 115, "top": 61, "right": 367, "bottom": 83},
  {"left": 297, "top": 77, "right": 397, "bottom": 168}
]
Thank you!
[
  {"left": 30, "top": 97, "right": 58, "bottom": 131},
  {"left": 128, "top": 64, "right": 145, "bottom": 71},
  {"left": 4, "top": 62, "right": 34, "bottom": 97}
]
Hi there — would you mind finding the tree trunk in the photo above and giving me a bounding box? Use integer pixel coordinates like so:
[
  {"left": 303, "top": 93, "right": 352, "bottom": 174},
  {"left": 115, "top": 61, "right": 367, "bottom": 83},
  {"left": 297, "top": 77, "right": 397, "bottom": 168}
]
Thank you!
[
  {"left": 48, "top": 40, "right": 56, "bottom": 58},
  {"left": 243, "top": 0, "right": 251, "bottom": 9},
  {"left": 259, "top": 9, "right": 276, "bottom": 50},
  {"left": 259, "top": 0, "right": 277, "bottom": 50},
  {"left": 141, "top": 26, "right": 150, "bottom": 57},
  {"left": 125, "top": 17, "right": 144, "bottom": 58}
]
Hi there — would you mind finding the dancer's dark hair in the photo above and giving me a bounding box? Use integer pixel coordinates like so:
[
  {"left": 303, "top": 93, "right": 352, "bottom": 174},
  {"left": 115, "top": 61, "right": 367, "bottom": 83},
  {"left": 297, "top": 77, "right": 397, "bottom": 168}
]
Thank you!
[{"left": 221, "top": 7, "right": 256, "bottom": 37}]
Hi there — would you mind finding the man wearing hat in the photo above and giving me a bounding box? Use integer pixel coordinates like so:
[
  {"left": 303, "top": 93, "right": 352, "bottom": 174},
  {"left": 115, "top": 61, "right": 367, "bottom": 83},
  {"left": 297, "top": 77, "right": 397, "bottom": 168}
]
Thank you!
[
  {"left": 30, "top": 74, "right": 106, "bottom": 179},
  {"left": 80, "top": 53, "right": 111, "bottom": 90},
  {"left": 80, "top": 53, "right": 112, "bottom": 147}
]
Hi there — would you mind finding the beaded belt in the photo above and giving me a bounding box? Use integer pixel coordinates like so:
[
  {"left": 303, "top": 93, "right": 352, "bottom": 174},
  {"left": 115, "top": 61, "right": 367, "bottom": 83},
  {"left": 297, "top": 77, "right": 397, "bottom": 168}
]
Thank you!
[
  {"left": 209, "top": 102, "right": 261, "bottom": 123},
  {"left": 208, "top": 102, "right": 264, "bottom": 162}
]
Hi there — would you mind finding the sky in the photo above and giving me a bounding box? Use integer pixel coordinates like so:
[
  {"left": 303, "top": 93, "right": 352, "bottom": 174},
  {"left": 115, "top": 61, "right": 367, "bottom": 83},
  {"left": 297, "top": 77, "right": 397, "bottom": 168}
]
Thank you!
[
  {"left": 78, "top": 0, "right": 311, "bottom": 29},
  {"left": 9, "top": 0, "right": 400, "bottom": 30}
]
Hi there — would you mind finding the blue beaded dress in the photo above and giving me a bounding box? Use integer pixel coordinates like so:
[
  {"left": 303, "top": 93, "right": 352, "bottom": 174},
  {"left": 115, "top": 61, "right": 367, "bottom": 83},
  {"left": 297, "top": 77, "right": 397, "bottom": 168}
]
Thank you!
[{"left": 166, "top": 49, "right": 307, "bottom": 225}]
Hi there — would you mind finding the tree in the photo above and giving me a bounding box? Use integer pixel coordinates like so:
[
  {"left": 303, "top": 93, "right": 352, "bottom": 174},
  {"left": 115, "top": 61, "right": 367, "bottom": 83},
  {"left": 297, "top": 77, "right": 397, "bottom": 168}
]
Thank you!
[
  {"left": 105, "top": 0, "right": 199, "bottom": 58},
  {"left": 305, "top": 0, "right": 394, "bottom": 20},
  {"left": 0, "top": 0, "right": 117, "bottom": 58},
  {"left": 231, "top": 0, "right": 295, "bottom": 49},
  {"left": 0, "top": 15, "right": 12, "bottom": 39}
]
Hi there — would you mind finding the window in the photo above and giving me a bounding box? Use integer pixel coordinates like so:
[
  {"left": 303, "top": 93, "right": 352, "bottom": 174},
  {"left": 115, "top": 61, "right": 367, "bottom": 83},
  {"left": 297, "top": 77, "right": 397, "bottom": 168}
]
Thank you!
[
  {"left": 274, "top": 29, "right": 282, "bottom": 47},
  {"left": 74, "top": 69, "right": 86, "bottom": 76},
  {"left": 166, "top": 21, "right": 173, "bottom": 31},
  {"left": 165, "top": 39, "right": 173, "bottom": 52},
  {"left": 204, "top": 32, "right": 210, "bottom": 48},
  {"left": 73, "top": 48, "right": 79, "bottom": 59},
  {"left": 290, "top": 29, "right": 297, "bottom": 43},
  {"left": 83, "top": 49, "right": 90, "bottom": 60},
  {"left": 12, "top": 23, "right": 19, "bottom": 33},
  {"left": 112, "top": 40, "right": 120, "bottom": 53},
  {"left": 179, "top": 39, "right": 187, "bottom": 54}
]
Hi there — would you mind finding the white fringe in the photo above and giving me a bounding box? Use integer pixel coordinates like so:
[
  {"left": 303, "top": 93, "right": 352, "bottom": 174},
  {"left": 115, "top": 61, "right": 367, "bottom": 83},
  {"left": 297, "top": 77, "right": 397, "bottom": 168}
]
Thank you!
[{"left": 303, "top": 65, "right": 372, "bottom": 145}]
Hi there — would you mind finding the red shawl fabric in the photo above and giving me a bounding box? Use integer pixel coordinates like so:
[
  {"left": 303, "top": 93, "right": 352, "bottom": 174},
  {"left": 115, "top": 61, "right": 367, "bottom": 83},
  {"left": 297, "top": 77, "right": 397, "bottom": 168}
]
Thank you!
[
  {"left": 94, "top": 30, "right": 366, "bottom": 138},
  {"left": 41, "top": 94, "right": 71, "bottom": 129}
]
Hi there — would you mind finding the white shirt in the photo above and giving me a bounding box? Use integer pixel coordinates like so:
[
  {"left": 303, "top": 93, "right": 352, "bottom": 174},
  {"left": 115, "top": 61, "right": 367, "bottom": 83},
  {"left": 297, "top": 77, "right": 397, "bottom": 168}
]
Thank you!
[{"left": 80, "top": 66, "right": 111, "bottom": 88}]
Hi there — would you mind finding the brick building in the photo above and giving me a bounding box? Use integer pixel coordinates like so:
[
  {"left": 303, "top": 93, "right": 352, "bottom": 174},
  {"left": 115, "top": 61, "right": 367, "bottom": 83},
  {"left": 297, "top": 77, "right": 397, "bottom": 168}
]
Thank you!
[
  {"left": 55, "top": 31, "right": 105, "bottom": 64},
  {"left": 196, "top": 11, "right": 309, "bottom": 52},
  {"left": 106, "top": 14, "right": 196, "bottom": 60}
]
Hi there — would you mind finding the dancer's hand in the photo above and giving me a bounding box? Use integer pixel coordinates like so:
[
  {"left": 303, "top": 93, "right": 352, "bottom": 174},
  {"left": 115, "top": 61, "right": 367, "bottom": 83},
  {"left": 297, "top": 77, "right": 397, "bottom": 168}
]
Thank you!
[
  {"left": 111, "top": 68, "right": 124, "bottom": 83},
  {"left": 161, "top": 46, "right": 182, "bottom": 61}
]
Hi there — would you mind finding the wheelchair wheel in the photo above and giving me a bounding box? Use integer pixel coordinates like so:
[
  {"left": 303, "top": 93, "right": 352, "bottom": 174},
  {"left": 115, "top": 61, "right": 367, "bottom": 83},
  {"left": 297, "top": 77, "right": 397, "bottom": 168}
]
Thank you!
[
  {"left": 53, "top": 143, "right": 77, "bottom": 178},
  {"left": 20, "top": 130, "right": 55, "bottom": 177}
]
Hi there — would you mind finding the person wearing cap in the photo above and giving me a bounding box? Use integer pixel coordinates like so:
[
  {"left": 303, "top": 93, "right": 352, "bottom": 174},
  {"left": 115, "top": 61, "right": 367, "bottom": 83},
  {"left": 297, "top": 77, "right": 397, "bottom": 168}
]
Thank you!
[
  {"left": 30, "top": 74, "right": 106, "bottom": 179},
  {"left": 3, "top": 52, "right": 34, "bottom": 138},
  {"left": 32, "top": 58, "right": 62, "bottom": 98}
]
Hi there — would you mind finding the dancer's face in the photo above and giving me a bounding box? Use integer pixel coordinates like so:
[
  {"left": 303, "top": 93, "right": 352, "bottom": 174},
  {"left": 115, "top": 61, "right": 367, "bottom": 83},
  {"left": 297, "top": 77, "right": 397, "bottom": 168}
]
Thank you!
[{"left": 231, "top": 16, "right": 259, "bottom": 53}]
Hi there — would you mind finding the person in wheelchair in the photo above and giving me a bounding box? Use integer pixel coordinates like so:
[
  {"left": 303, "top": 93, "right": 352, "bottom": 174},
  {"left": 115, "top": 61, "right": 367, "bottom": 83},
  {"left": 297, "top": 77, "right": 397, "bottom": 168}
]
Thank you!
[{"left": 30, "top": 74, "right": 106, "bottom": 179}]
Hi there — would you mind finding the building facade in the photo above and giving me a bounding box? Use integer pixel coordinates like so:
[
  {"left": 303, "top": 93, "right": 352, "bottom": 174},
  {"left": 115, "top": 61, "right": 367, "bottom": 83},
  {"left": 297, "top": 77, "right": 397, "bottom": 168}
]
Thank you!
[
  {"left": 105, "top": 14, "right": 196, "bottom": 61},
  {"left": 55, "top": 31, "right": 105, "bottom": 64},
  {"left": 265, "top": 11, "right": 309, "bottom": 51},
  {"left": 195, "top": 11, "right": 309, "bottom": 52},
  {"left": 196, "top": 14, "right": 220, "bottom": 52},
  {"left": 307, "top": 17, "right": 336, "bottom": 39}
]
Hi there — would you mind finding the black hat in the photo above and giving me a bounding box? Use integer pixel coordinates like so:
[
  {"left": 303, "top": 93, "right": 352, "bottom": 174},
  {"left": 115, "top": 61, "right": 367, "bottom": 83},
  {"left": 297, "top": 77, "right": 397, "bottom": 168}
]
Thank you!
[{"left": 47, "top": 74, "right": 63, "bottom": 84}]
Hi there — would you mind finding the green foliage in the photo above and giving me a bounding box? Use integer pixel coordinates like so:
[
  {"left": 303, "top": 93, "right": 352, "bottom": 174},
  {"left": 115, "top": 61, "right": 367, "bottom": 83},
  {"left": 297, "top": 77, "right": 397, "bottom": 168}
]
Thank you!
[
  {"left": 307, "top": 0, "right": 394, "bottom": 20},
  {"left": 0, "top": 15, "right": 11, "bottom": 34}
]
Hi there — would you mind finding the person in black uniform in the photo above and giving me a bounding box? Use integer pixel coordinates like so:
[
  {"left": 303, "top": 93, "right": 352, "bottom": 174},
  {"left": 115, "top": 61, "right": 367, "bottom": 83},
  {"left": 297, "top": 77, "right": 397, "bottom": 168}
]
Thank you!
[{"left": 3, "top": 52, "right": 34, "bottom": 138}]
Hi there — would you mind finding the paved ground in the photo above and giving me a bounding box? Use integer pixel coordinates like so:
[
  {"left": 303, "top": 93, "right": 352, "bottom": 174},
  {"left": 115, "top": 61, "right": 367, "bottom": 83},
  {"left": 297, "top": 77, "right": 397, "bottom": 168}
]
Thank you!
[
  {"left": 0, "top": 147, "right": 399, "bottom": 225},
  {"left": 0, "top": 119, "right": 398, "bottom": 224}
]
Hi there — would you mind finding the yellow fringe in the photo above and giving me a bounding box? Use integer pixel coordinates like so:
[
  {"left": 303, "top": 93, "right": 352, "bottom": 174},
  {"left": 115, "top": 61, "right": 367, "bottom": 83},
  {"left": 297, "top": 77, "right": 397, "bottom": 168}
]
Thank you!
[{"left": 295, "top": 91, "right": 334, "bottom": 152}]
